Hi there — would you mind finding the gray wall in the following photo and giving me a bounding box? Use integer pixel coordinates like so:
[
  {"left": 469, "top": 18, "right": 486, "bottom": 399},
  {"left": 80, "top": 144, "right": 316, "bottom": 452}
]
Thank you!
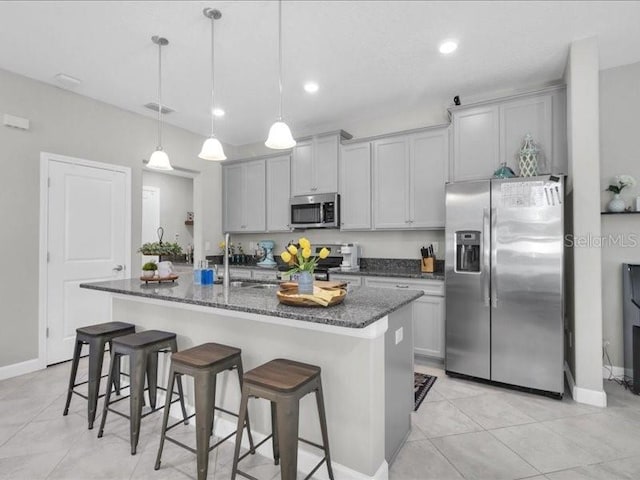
[
  {"left": 564, "top": 37, "right": 604, "bottom": 397},
  {"left": 599, "top": 60, "right": 640, "bottom": 369},
  {"left": 0, "top": 68, "right": 224, "bottom": 368},
  {"left": 142, "top": 170, "right": 194, "bottom": 251}
]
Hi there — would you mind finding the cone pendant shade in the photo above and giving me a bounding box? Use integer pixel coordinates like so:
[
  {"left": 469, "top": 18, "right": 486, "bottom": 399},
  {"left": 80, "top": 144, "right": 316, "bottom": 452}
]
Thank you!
[
  {"left": 198, "top": 136, "right": 227, "bottom": 161},
  {"left": 148, "top": 149, "right": 172, "bottom": 171},
  {"left": 265, "top": 121, "right": 296, "bottom": 149}
]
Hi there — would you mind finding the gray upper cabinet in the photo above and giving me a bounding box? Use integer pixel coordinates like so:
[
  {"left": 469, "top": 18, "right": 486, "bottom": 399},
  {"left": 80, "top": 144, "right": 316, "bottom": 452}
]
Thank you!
[
  {"left": 452, "top": 105, "right": 500, "bottom": 182},
  {"left": 372, "top": 127, "right": 448, "bottom": 230},
  {"left": 450, "top": 86, "right": 567, "bottom": 181},
  {"left": 500, "top": 94, "right": 552, "bottom": 173},
  {"left": 222, "top": 159, "right": 266, "bottom": 233},
  {"left": 373, "top": 136, "right": 410, "bottom": 229},
  {"left": 339, "top": 142, "right": 372, "bottom": 230},
  {"left": 410, "top": 129, "right": 449, "bottom": 228},
  {"left": 266, "top": 154, "right": 291, "bottom": 232},
  {"left": 291, "top": 133, "right": 342, "bottom": 196}
]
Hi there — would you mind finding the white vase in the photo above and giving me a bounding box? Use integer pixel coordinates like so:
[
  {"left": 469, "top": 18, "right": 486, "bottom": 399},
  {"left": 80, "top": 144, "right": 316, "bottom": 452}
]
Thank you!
[
  {"left": 142, "top": 270, "right": 155, "bottom": 279},
  {"left": 608, "top": 193, "right": 626, "bottom": 213}
]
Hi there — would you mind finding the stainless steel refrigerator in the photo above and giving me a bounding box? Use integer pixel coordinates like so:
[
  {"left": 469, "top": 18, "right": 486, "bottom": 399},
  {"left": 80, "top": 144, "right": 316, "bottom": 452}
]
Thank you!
[{"left": 445, "top": 175, "right": 564, "bottom": 396}]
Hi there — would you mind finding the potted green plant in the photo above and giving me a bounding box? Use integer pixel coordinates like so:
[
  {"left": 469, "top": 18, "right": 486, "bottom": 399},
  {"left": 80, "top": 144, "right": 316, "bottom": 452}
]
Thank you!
[
  {"left": 138, "top": 242, "right": 183, "bottom": 261},
  {"left": 142, "top": 261, "right": 158, "bottom": 279}
]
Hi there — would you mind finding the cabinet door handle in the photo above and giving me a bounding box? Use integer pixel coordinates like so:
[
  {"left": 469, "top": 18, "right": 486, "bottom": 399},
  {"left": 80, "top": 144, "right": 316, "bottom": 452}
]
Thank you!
[{"left": 395, "top": 284, "right": 409, "bottom": 288}]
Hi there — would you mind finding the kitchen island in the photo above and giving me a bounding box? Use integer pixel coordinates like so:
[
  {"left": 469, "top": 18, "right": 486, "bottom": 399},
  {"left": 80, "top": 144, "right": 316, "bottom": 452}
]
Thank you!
[{"left": 80, "top": 278, "right": 423, "bottom": 479}]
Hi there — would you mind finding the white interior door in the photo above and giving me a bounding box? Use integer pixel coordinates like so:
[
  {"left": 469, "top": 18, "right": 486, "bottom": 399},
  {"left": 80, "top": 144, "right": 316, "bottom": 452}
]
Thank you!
[{"left": 46, "top": 158, "right": 129, "bottom": 365}]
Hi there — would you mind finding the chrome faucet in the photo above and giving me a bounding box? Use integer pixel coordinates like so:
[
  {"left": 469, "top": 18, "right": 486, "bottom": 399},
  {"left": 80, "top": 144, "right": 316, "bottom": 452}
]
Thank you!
[{"left": 223, "top": 232, "right": 230, "bottom": 289}]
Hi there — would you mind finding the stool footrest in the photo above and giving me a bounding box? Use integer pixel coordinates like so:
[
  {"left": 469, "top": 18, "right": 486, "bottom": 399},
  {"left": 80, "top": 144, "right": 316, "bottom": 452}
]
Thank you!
[{"left": 303, "top": 457, "right": 328, "bottom": 480}]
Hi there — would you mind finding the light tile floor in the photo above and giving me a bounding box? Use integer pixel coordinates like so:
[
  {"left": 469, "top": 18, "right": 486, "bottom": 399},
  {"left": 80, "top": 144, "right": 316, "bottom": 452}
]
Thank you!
[{"left": 1, "top": 357, "right": 639, "bottom": 479}]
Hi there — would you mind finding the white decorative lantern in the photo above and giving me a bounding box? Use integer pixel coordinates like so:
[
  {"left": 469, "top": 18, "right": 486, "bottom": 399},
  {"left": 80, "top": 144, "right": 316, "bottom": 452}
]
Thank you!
[{"left": 518, "top": 133, "right": 539, "bottom": 177}]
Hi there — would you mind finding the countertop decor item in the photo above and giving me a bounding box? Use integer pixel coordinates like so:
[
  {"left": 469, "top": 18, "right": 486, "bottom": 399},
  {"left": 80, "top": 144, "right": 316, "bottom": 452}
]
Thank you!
[
  {"left": 198, "top": 8, "right": 226, "bottom": 161},
  {"left": 139, "top": 273, "right": 178, "bottom": 284},
  {"left": 518, "top": 133, "right": 539, "bottom": 177},
  {"left": 280, "top": 237, "right": 330, "bottom": 294},
  {"left": 493, "top": 162, "right": 516, "bottom": 179},
  {"left": 606, "top": 175, "right": 636, "bottom": 212},
  {"left": 277, "top": 282, "right": 346, "bottom": 307},
  {"left": 141, "top": 262, "right": 157, "bottom": 279},
  {"left": 147, "top": 36, "right": 173, "bottom": 170},
  {"left": 138, "top": 241, "right": 182, "bottom": 257}
]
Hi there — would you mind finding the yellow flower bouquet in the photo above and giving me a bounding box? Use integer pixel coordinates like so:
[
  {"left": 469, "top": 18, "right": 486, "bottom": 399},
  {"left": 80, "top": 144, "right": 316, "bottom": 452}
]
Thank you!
[{"left": 280, "top": 237, "right": 330, "bottom": 275}]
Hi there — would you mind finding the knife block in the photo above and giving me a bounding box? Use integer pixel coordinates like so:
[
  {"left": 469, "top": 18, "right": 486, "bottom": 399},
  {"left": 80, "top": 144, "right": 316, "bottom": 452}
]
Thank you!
[{"left": 421, "top": 257, "right": 434, "bottom": 273}]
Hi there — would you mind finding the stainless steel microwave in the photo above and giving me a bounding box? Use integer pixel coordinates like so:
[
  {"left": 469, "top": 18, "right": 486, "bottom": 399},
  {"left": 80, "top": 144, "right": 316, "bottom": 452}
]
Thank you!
[{"left": 290, "top": 193, "right": 340, "bottom": 229}]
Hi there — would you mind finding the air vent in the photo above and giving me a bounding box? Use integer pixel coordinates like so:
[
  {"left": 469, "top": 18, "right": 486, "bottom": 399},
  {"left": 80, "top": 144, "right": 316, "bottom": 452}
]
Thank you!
[{"left": 144, "top": 102, "right": 174, "bottom": 114}]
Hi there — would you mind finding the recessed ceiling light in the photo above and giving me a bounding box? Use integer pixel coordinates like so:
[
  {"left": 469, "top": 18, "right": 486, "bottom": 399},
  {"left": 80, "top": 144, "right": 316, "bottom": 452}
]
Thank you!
[
  {"left": 213, "top": 108, "right": 225, "bottom": 117},
  {"left": 439, "top": 41, "right": 458, "bottom": 55},
  {"left": 304, "top": 82, "right": 319, "bottom": 94}
]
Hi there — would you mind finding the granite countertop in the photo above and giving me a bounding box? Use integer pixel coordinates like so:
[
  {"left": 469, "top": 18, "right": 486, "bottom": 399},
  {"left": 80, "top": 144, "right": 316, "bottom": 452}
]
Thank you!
[
  {"left": 80, "top": 278, "right": 423, "bottom": 329},
  {"left": 329, "top": 268, "right": 444, "bottom": 281}
]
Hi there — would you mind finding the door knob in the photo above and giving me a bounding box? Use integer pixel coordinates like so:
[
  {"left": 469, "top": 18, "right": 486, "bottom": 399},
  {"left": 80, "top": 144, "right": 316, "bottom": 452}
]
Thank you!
[{"left": 113, "top": 265, "right": 124, "bottom": 272}]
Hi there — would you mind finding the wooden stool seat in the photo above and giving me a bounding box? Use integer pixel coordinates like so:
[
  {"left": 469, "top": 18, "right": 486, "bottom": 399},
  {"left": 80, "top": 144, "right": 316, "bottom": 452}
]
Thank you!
[
  {"left": 76, "top": 321, "right": 135, "bottom": 338},
  {"left": 63, "top": 321, "right": 136, "bottom": 429},
  {"left": 244, "top": 358, "right": 320, "bottom": 393},
  {"left": 231, "top": 358, "right": 333, "bottom": 480},
  {"left": 171, "top": 342, "right": 241, "bottom": 368},
  {"left": 113, "top": 329, "right": 176, "bottom": 348},
  {"left": 155, "top": 342, "right": 254, "bottom": 480},
  {"left": 98, "top": 330, "right": 187, "bottom": 455}
]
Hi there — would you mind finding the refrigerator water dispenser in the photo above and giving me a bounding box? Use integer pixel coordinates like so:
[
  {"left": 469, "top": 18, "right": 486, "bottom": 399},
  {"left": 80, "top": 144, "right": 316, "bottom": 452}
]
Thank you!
[{"left": 455, "top": 231, "right": 480, "bottom": 273}]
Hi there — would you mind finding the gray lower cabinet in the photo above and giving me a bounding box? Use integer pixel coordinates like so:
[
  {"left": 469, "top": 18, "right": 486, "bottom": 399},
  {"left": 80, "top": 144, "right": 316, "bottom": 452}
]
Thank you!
[
  {"left": 223, "top": 159, "right": 266, "bottom": 233},
  {"left": 364, "top": 276, "right": 445, "bottom": 359},
  {"left": 329, "top": 273, "right": 363, "bottom": 292},
  {"left": 450, "top": 86, "right": 567, "bottom": 182}
]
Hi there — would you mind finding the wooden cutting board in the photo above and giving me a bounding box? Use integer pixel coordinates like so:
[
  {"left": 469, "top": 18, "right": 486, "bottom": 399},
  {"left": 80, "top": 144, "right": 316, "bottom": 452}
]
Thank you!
[{"left": 279, "top": 280, "right": 347, "bottom": 291}]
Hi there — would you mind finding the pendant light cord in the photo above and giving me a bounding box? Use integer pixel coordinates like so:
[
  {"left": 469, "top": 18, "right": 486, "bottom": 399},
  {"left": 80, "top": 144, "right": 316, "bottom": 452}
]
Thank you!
[
  {"left": 157, "top": 41, "right": 163, "bottom": 150},
  {"left": 210, "top": 15, "right": 216, "bottom": 137},
  {"left": 278, "top": 0, "right": 283, "bottom": 121}
]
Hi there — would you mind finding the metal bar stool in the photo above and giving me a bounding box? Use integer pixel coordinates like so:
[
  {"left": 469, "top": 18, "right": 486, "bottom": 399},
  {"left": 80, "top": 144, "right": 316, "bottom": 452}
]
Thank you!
[
  {"left": 155, "top": 342, "right": 256, "bottom": 480},
  {"left": 231, "top": 358, "right": 334, "bottom": 480},
  {"left": 63, "top": 321, "right": 136, "bottom": 429},
  {"left": 97, "top": 329, "right": 188, "bottom": 455}
]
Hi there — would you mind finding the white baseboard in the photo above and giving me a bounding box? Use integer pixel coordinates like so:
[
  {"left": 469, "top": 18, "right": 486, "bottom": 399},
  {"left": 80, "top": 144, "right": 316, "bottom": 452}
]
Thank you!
[
  {"left": 564, "top": 362, "right": 607, "bottom": 407},
  {"left": 602, "top": 364, "right": 631, "bottom": 379},
  {"left": 0, "top": 357, "right": 44, "bottom": 381},
  {"left": 165, "top": 397, "right": 388, "bottom": 479}
]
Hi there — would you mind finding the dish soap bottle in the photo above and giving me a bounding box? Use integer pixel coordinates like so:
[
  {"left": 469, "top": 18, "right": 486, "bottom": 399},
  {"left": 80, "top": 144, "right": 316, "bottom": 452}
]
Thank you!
[{"left": 493, "top": 162, "right": 516, "bottom": 179}]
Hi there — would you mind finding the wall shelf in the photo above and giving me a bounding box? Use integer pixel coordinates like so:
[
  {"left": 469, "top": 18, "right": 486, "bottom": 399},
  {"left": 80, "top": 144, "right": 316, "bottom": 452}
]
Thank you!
[{"left": 601, "top": 211, "right": 640, "bottom": 215}]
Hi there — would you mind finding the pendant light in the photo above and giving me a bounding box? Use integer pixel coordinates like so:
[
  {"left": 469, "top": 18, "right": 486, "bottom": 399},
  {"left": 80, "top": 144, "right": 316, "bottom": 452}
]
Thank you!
[
  {"left": 199, "top": 8, "right": 227, "bottom": 161},
  {"left": 265, "top": 0, "right": 296, "bottom": 150},
  {"left": 147, "top": 35, "right": 173, "bottom": 171}
]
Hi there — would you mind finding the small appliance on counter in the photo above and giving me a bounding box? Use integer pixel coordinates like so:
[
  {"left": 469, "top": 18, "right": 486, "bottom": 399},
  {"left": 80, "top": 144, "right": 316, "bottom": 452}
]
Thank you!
[
  {"left": 339, "top": 243, "right": 360, "bottom": 271},
  {"left": 256, "top": 240, "right": 277, "bottom": 268}
]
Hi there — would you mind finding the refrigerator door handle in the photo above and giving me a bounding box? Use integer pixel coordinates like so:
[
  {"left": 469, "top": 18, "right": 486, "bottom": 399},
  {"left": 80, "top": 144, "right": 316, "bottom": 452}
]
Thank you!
[
  {"left": 491, "top": 207, "right": 498, "bottom": 308},
  {"left": 482, "top": 207, "right": 490, "bottom": 307}
]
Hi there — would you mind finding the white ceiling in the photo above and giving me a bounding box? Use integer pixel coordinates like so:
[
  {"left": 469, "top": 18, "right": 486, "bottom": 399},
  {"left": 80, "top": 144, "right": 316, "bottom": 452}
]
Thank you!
[{"left": 1, "top": 1, "right": 639, "bottom": 146}]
